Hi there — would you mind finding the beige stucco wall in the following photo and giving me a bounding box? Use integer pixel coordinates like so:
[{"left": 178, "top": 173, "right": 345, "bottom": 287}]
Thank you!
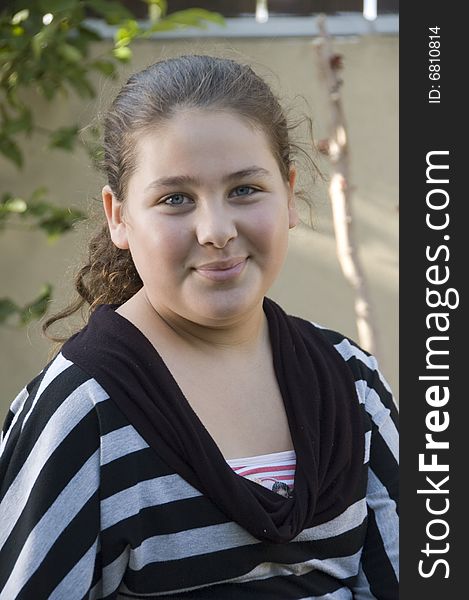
[{"left": 0, "top": 34, "right": 398, "bottom": 421}]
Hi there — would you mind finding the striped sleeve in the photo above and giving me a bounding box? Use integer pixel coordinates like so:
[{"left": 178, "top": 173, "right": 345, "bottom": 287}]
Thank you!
[
  {"left": 350, "top": 350, "right": 399, "bottom": 600},
  {"left": 317, "top": 328, "right": 399, "bottom": 600},
  {"left": 0, "top": 354, "right": 112, "bottom": 600}
]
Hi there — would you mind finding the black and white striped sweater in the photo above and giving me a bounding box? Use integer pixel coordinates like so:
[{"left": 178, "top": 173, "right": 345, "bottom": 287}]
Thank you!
[{"left": 0, "top": 323, "right": 398, "bottom": 600}]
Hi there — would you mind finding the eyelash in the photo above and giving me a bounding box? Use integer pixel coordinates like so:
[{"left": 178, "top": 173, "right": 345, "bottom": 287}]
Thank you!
[{"left": 162, "top": 186, "right": 259, "bottom": 206}]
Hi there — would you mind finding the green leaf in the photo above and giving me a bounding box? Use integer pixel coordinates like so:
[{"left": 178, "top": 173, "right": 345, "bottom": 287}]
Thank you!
[
  {"left": 19, "top": 283, "right": 53, "bottom": 325},
  {"left": 39, "top": 208, "right": 85, "bottom": 240},
  {"left": 1, "top": 108, "right": 33, "bottom": 136},
  {"left": 85, "top": 0, "right": 134, "bottom": 25},
  {"left": 31, "top": 19, "right": 60, "bottom": 60},
  {"left": 115, "top": 19, "right": 140, "bottom": 46},
  {"left": 145, "top": 0, "right": 167, "bottom": 19},
  {"left": 145, "top": 0, "right": 167, "bottom": 22},
  {"left": 1, "top": 286, "right": 54, "bottom": 326},
  {"left": 0, "top": 134, "right": 22, "bottom": 167},
  {"left": 38, "top": 0, "right": 78, "bottom": 13},
  {"left": 113, "top": 46, "right": 132, "bottom": 62},
  {"left": 27, "top": 202, "right": 52, "bottom": 217},
  {"left": 11, "top": 10, "right": 30, "bottom": 25},
  {"left": 31, "top": 29, "right": 48, "bottom": 60},
  {"left": 38, "top": 77, "right": 59, "bottom": 100},
  {"left": 0, "top": 299, "right": 18, "bottom": 324},
  {"left": 91, "top": 59, "right": 116, "bottom": 77},
  {"left": 4, "top": 197, "right": 27, "bottom": 213},
  {"left": 57, "top": 43, "right": 83, "bottom": 63},
  {"left": 165, "top": 9, "right": 225, "bottom": 28},
  {"left": 48, "top": 125, "right": 80, "bottom": 150},
  {"left": 143, "top": 20, "right": 180, "bottom": 35},
  {"left": 0, "top": 192, "right": 12, "bottom": 205},
  {"left": 12, "top": 26, "right": 25, "bottom": 36},
  {"left": 30, "top": 187, "right": 49, "bottom": 203},
  {"left": 76, "top": 24, "right": 102, "bottom": 42}
]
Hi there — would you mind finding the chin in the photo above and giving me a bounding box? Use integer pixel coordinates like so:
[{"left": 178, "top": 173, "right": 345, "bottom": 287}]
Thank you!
[{"left": 189, "top": 291, "right": 261, "bottom": 324}]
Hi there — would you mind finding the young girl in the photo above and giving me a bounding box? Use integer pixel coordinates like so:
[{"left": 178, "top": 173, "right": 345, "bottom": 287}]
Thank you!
[{"left": 0, "top": 55, "right": 398, "bottom": 599}]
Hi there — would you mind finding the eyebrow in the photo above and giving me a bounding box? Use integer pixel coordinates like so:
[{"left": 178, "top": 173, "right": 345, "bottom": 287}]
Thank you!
[{"left": 144, "top": 166, "right": 273, "bottom": 192}]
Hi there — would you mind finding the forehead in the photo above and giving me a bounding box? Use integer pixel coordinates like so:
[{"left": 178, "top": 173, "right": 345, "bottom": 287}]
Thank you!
[{"left": 132, "top": 109, "right": 279, "bottom": 180}]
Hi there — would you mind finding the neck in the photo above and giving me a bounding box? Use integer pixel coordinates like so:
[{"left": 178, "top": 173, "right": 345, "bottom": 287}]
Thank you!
[{"left": 125, "top": 288, "right": 269, "bottom": 357}]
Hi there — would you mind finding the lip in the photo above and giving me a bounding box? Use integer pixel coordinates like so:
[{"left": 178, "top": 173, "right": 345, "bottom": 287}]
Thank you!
[{"left": 194, "top": 257, "right": 248, "bottom": 282}]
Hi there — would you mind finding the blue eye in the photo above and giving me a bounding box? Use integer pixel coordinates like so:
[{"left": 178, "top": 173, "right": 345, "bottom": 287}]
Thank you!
[
  {"left": 163, "top": 194, "right": 190, "bottom": 206},
  {"left": 232, "top": 186, "right": 256, "bottom": 197},
  {"left": 162, "top": 187, "right": 257, "bottom": 206}
]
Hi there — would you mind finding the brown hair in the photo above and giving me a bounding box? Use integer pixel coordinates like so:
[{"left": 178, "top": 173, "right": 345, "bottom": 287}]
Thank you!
[{"left": 43, "top": 54, "right": 319, "bottom": 345}]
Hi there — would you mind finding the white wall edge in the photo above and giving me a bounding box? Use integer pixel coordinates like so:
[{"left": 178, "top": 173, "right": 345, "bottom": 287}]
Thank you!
[{"left": 84, "top": 13, "right": 399, "bottom": 40}]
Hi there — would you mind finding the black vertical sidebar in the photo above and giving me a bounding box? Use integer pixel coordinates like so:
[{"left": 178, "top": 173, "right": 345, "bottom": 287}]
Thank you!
[{"left": 400, "top": 3, "right": 465, "bottom": 599}]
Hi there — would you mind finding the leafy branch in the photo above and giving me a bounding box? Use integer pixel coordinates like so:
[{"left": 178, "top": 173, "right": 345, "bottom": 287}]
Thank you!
[
  {"left": 1, "top": 1, "right": 225, "bottom": 167},
  {"left": 0, "top": 284, "right": 53, "bottom": 326},
  {"left": 0, "top": 187, "right": 86, "bottom": 240}
]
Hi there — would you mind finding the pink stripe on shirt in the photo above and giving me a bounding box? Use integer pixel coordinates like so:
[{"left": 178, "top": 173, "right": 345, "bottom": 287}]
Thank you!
[{"left": 226, "top": 450, "right": 296, "bottom": 497}]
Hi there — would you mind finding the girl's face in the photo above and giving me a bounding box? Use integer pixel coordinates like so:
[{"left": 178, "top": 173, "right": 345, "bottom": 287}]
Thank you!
[{"left": 103, "top": 109, "right": 298, "bottom": 326}]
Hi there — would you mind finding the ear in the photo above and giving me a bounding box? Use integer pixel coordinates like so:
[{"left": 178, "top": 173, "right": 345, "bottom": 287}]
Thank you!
[
  {"left": 102, "top": 185, "right": 129, "bottom": 250},
  {"left": 287, "top": 166, "right": 299, "bottom": 229}
]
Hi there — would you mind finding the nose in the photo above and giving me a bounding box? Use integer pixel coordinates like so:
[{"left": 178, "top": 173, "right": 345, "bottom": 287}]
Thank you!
[{"left": 195, "top": 200, "right": 238, "bottom": 248}]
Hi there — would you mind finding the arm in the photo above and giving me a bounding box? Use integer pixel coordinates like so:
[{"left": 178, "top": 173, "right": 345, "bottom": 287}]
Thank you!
[
  {"left": 0, "top": 355, "right": 106, "bottom": 599},
  {"left": 352, "top": 359, "right": 399, "bottom": 600}
]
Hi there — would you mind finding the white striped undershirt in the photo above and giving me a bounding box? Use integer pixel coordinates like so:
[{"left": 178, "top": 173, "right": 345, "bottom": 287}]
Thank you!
[{"left": 226, "top": 449, "right": 296, "bottom": 498}]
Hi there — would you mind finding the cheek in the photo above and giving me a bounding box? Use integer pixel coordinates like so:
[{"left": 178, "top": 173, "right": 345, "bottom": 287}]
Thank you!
[
  {"left": 126, "top": 217, "right": 189, "bottom": 277},
  {"left": 246, "top": 205, "right": 290, "bottom": 255}
]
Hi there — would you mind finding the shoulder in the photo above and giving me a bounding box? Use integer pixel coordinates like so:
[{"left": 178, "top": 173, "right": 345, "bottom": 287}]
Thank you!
[
  {"left": 289, "top": 315, "right": 375, "bottom": 381},
  {"left": 1, "top": 352, "right": 110, "bottom": 455},
  {"left": 289, "top": 315, "right": 397, "bottom": 416}
]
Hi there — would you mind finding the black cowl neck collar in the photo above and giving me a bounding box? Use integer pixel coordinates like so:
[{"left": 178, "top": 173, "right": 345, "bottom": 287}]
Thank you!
[{"left": 62, "top": 297, "right": 364, "bottom": 543}]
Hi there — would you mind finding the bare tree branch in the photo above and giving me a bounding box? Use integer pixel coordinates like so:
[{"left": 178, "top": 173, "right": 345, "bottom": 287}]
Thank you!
[{"left": 314, "top": 14, "right": 381, "bottom": 359}]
